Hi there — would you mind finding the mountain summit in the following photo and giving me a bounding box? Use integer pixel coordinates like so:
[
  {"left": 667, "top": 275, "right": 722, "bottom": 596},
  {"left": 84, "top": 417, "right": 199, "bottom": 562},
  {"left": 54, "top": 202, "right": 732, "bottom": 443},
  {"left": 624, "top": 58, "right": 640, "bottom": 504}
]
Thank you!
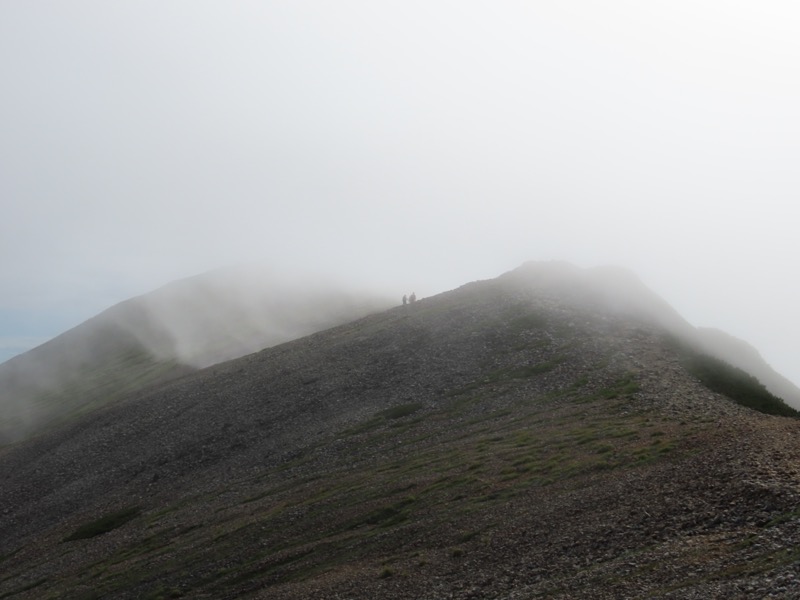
[
  {"left": 1, "top": 262, "right": 799, "bottom": 599},
  {"left": 503, "top": 261, "right": 800, "bottom": 410}
]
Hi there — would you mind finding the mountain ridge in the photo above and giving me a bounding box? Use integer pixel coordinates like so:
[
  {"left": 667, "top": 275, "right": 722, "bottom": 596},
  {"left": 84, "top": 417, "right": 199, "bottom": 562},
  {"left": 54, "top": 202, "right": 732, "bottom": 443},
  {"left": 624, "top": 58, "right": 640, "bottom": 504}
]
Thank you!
[
  {"left": 1, "top": 262, "right": 799, "bottom": 598},
  {"left": 3, "top": 261, "right": 797, "bottom": 447},
  {"left": 501, "top": 261, "right": 800, "bottom": 409}
]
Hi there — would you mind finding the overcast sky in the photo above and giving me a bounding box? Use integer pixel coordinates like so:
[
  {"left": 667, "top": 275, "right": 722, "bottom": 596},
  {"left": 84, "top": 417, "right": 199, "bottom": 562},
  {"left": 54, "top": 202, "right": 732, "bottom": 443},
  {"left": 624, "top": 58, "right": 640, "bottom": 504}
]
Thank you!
[{"left": 1, "top": 1, "right": 799, "bottom": 384}]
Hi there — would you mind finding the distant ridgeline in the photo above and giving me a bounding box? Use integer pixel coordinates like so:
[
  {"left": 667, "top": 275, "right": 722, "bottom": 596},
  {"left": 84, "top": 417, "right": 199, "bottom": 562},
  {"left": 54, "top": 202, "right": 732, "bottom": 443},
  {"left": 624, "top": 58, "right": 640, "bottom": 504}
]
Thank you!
[
  {"left": 0, "top": 266, "right": 393, "bottom": 443},
  {"left": 1, "top": 261, "right": 797, "bottom": 446}
]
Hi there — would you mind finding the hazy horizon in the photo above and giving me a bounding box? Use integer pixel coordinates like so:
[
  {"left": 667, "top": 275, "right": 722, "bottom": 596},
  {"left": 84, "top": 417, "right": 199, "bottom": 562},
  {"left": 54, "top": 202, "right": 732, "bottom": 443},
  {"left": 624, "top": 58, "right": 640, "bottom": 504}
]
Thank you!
[{"left": 2, "top": 2, "right": 799, "bottom": 385}]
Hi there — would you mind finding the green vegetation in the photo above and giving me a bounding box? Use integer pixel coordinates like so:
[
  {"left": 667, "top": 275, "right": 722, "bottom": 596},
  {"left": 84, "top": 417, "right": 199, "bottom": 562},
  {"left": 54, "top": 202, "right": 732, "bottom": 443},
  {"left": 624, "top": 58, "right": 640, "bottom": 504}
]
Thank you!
[
  {"left": 448, "top": 357, "right": 566, "bottom": 397},
  {"left": 766, "top": 508, "right": 800, "bottom": 527},
  {"left": 342, "top": 402, "right": 426, "bottom": 437},
  {"left": 677, "top": 348, "right": 798, "bottom": 417},
  {"left": 353, "top": 497, "right": 416, "bottom": 529},
  {"left": 597, "top": 373, "right": 640, "bottom": 400},
  {"left": 63, "top": 506, "right": 142, "bottom": 542},
  {"left": 0, "top": 577, "right": 47, "bottom": 600},
  {"left": 379, "top": 402, "right": 424, "bottom": 420}
]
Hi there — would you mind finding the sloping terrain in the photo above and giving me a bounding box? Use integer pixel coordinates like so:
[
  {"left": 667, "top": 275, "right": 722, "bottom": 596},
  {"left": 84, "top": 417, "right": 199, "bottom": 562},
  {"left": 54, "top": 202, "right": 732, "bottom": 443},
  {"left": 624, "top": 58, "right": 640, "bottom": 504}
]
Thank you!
[
  {"left": 1, "top": 263, "right": 799, "bottom": 599},
  {"left": 0, "top": 266, "right": 391, "bottom": 443},
  {"left": 0, "top": 303, "right": 190, "bottom": 445},
  {"left": 694, "top": 326, "right": 800, "bottom": 410}
]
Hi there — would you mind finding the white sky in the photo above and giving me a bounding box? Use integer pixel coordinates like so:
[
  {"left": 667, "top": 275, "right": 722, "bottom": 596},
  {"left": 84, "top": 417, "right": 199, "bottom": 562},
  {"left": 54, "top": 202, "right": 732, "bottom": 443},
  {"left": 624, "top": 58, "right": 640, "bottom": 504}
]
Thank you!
[{"left": 1, "top": 1, "right": 799, "bottom": 384}]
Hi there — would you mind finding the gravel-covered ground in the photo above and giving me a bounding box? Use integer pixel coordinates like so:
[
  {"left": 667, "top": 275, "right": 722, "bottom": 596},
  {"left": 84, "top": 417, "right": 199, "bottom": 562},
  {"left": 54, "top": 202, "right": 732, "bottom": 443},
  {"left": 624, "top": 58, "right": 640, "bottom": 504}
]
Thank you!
[{"left": 1, "top": 264, "right": 799, "bottom": 599}]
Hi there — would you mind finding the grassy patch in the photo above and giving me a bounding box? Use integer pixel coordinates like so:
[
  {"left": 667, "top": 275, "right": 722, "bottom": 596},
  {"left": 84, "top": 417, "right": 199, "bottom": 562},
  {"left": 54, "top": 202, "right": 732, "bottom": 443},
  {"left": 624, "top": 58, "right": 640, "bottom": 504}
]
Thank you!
[
  {"left": 380, "top": 403, "right": 424, "bottom": 420},
  {"left": 63, "top": 506, "right": 142, "bottom": 542},
  {"left": 350, "top": 497, "right": 417, "bottom": 530},
  {"left": 343, "top": 402, "right": 426, "bottom": 437},
  {"left": 661, "top": 336, "right": 798, "bottom": 417},
  {"left": 765, "top": 508, "right": 800, "bottom": 527},
  {"left": 455, "top": 530, "right": 481, "bottom": 544},
  {"left": 0, "top": 577, "right": 48, "bottom": 600},
  {"left": 570, "top": 376, "right": 589, "bottom": 389},
  {"left": 597, "top": 373, "right": 640, "bottom": 400},
  {"left": 683, "top": 353, "right": 798, "bottom": 417},
  {"left": 483, "top": 358, "right": 566, "bottom": 383}
]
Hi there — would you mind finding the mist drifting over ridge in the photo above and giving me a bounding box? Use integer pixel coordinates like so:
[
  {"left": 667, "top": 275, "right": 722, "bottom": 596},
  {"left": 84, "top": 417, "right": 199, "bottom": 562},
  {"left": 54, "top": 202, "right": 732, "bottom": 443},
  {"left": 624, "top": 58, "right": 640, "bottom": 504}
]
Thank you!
[
  {"left": 128, "top": 264, "right": 394, "bottom": 368},
  {"left": 0, "top": 265, "right": 393, "bottom": 442},
  {"left": 2, "top": 260, "right": 799, "bottom": 447}
]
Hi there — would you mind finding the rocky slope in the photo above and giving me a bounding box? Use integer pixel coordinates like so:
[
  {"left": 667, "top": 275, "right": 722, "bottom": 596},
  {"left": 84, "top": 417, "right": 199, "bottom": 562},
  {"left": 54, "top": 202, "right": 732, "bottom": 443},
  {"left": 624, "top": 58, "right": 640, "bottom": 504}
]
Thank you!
[{"left": 0, "top": 262, "right": 799, "bottom": 599}]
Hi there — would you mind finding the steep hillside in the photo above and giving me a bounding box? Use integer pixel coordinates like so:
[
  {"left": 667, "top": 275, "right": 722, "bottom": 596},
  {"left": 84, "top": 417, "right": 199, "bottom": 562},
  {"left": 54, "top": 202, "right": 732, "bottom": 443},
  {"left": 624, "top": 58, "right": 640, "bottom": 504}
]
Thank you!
[
  {"left": 0, "top": 266, "right": 391, "bottom": 443},
  {"left": 1, "top": 263, "right": 799, "bottom": 599},
  {"left": 501, "top": 262, "right": 800, "bottom": 410},
  {"left": 694, "top": 327, "right": 800, "bottom": 410}
]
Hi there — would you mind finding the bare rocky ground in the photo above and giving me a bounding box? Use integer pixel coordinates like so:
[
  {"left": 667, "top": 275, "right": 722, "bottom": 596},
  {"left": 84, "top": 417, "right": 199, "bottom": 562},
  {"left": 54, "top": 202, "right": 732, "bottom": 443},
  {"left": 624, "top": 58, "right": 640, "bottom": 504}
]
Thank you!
[{"left": 1, "top": 265, "right": 799, "bottom": 599}]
